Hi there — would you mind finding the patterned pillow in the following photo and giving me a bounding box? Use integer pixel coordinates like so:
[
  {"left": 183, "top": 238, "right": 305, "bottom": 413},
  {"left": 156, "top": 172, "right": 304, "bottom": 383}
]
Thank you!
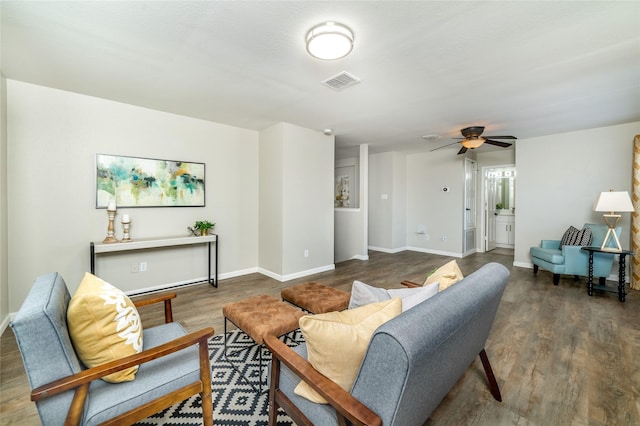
[
  {"left": 67, "top": 273, "right": 143, "bottom": 383},
  {"left": 560, "top": 226, "right": 592, "bottom": 246}
]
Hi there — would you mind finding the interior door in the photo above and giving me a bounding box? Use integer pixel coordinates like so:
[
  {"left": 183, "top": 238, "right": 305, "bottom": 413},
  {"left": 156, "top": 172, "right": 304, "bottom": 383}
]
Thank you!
[{"left": 485, "top": 170, "right": 497, "bottom": 251}]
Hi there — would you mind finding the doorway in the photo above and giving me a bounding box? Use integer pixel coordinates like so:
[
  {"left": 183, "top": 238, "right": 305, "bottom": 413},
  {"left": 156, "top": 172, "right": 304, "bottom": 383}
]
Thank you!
[{"left": 482, "top": 165, "right": 516, "bottom": 252}]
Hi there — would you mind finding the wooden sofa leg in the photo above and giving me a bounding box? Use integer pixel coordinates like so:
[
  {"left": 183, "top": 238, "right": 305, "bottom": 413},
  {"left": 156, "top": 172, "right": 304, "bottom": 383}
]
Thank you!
[
  {"left": 599, "top": 276, "right": 606, "bottom": 286},
  {"left": 533, "top": 265, "right": 539, "bottom": 274},
  {"left": 479, "top": 349, "right": 502, "bottom": 402},
  {"left": 553, "top": 274, "right": 559, "bottom": 286}
]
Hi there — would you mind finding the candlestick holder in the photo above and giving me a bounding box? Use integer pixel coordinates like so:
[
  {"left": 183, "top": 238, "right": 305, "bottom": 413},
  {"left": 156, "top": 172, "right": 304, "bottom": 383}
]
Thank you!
[
  {"left": 103, "top": 208, "right": 119, "bottom": 243},
  {"left": 121, "top": 220, "right": 131, "bottom": 242}
]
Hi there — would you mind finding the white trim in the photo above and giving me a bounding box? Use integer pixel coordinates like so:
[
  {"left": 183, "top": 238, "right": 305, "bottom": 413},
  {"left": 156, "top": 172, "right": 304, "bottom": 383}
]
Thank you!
[
  {"left": 351, "top": 254, "right": 369, "bottom": 260},
  {"left": 368, "top": 245, "right": 406, "bottom": 254},
  {"left": 258, "top": 264, "right": 336, "bottom": 282},
  {"left": 124, "top": 267, "right": 260, "bottom": 296},
  {"left": 462, "top": 248, "right": 477, "bottom": 257},
  {"left": 0, "top": 314, "right": 13, "bottom": 336},
  {"left": 405, "top": 246, "right": 463, "bottom": 258}
]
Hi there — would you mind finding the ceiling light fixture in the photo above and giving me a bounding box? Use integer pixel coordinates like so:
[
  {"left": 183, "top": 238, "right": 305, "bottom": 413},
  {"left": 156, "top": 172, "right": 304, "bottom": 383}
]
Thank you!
[
  {"left": 461, "top": 137, "right": 485, "bottom": 149},
  {"left": 306, "top": 21, "right": 354, "bottom": 60}
]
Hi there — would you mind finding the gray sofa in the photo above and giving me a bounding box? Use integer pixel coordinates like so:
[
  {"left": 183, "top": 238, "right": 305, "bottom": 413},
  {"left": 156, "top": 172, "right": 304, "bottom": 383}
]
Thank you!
[{"left": 265, "top": 262, "right": 510, "bottom": 426}]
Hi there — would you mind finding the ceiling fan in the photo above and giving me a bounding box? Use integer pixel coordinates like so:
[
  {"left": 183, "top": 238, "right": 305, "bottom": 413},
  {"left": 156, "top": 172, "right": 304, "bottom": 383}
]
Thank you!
[{"left": 430, "top": 126, "right": 517, "bottom": 155}]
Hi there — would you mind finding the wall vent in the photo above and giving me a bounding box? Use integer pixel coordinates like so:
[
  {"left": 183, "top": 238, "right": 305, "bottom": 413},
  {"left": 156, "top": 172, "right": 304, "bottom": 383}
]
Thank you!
[{"left": 322, "top": 71, "right": 361, "bottom": 91}]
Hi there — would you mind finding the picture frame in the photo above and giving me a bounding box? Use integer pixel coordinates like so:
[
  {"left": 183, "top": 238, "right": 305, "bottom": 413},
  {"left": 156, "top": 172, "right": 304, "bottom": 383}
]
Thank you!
[{"left": 96, "top": 154, "right": 205, "bottom": 208}]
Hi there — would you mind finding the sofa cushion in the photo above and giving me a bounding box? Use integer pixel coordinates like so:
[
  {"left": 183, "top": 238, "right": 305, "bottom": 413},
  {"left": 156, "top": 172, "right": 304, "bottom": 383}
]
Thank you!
[
  {"left": 423, "top": 260, "right": 464, "bottom": 291},
  {"left": 560, "top": 225, "right": 592, "bottom": 246},
  {"left": 348, "top": 280, "right": 438, "bottom": 312},
  {"left": 67, "top": 273, "right": 143, "bottom": 383},
  {"left": 294, "top": 298, "right": 402, "bottom": 403}
]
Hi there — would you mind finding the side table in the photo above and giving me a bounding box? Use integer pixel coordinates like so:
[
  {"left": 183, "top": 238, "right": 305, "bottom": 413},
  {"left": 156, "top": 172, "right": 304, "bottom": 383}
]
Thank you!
[{"left": 581, "top": 246, "right": 634, "bottom": 302}]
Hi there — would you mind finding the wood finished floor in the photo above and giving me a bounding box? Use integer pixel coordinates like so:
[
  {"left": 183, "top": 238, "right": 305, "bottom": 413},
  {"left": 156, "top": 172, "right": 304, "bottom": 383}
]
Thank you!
[{"left": 1, "top": 249, "right": 639, "bottom": 425}]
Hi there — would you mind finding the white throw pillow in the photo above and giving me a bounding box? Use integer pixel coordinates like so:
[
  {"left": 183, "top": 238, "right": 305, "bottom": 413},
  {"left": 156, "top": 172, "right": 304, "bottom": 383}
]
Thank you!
[{"left": 348, "top": 280, "right": 438, "bottom": 312}]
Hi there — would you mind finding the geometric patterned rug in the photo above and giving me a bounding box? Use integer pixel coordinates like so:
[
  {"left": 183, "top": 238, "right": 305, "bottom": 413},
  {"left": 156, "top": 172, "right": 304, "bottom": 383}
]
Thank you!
[{"left": 134, "top": 329, "right": 305, "bottom": 426}]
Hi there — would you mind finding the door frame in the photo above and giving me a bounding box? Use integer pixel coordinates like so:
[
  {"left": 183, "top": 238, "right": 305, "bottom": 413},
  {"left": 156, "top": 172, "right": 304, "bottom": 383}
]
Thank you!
[{"left": 480, "top": 164, "right": 515, "bottom": 253}]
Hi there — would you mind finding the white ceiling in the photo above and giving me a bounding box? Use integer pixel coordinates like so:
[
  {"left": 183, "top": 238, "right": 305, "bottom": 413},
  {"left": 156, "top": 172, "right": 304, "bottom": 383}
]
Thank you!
[{"left": 2, "top": 1, "right": 639, "bottom": 158}]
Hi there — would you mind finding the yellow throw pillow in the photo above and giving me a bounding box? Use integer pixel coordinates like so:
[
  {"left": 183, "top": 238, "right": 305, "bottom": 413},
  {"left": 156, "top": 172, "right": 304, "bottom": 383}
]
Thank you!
[
  {"left": 67, "top": 273, "right": 143, "bottom": 383},
  {"left": 294, "top": 298, "right": 402, "bottom": 403},
  {"left": 423, "top": 260, "right": 464, "bottom": 292}
]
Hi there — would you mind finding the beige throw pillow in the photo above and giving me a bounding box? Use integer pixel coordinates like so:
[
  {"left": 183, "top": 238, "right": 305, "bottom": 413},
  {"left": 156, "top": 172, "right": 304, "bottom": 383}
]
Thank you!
[
  {"left": 423, "top": 260, "right": 464, "bottom": 292},
  {"left": 294, "top": 298, "right": 402, "bottom": 403},
  {"left": 67, "top": 273, "right": 143, "bottom": 383}
]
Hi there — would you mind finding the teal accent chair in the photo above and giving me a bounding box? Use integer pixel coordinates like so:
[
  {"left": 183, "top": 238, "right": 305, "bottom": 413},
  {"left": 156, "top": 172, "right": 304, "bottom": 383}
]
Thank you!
[{"left": 530, "top": 223, "right": 621, "bottom": 285}]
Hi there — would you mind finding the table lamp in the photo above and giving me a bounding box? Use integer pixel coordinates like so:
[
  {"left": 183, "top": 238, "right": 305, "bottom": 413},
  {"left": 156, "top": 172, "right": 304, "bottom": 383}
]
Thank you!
[{"left": 593, "top": 190, "right": 634, "bottom": 251}]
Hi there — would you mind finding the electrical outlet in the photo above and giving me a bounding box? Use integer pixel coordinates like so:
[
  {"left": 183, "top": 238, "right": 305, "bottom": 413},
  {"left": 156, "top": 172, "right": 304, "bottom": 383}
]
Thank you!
[
  {"left": 140, "top": 262, "right": 147, "bottom": 272},
  {"left": 441, "top": 235, "right": 447, "bottom": 242},
  {"left": 304, "top": 249, "right": 309, "bottom": 258},
  {"left": 131, "top": 263, "right": 139, "bottom": 273}
]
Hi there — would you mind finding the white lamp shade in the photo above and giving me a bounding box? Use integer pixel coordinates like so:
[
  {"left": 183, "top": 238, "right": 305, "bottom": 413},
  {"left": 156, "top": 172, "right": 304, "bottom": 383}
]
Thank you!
[
  {"left": 461, "top": 137, "right": 485, "bottom": 149},
  {"left": 306, "top": 22, "right": 354, "bottom": 60},
  {"left": 593, "top": 191, "right": 634, "bottom": 212}
]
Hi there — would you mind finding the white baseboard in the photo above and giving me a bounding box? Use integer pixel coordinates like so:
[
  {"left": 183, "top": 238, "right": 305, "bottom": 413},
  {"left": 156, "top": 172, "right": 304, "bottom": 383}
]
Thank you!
[
  {"left": 258, "top": 264, "right": 336, "bottom": 282},
  {"left": 351, "top": 254, "right": 369, "bottom": 260},
  {"left": 368, "top": 246, "right": 406, "bottom": 254},
  {"left": 405, "top": 246, "right": 463, "bottom": 258},
  {"left": 0, "top": 313, "right": 12, "bottom": 337},
  {"left": 513, "top": 261, "right": 532, "bottom": 269}
]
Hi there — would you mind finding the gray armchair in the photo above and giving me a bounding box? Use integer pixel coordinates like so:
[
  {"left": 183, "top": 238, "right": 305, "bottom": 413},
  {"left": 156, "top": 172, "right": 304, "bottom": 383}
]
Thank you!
[{"left": 10, "top": 272, "right": 214, "bottom": 426}]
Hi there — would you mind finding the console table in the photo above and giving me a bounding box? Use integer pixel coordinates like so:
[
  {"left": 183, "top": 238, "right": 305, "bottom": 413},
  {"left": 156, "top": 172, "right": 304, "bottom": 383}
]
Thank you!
[
  {"left": 90, "top": 234, "right": 218, "bottom": 288},
  {"left": 581, "top": 246, "right": 633, "bottom": 302}
]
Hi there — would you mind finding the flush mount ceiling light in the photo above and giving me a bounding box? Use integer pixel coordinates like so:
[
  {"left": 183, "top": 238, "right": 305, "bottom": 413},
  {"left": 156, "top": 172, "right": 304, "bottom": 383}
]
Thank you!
[{"left": 306, "top": 21, "right": 354, "bottom": 60}]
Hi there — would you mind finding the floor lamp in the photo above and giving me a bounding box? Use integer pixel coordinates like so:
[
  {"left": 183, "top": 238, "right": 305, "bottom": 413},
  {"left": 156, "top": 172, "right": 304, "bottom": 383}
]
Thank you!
[{"left": 593, "top": 190, "right": 634, "bottom": 251}]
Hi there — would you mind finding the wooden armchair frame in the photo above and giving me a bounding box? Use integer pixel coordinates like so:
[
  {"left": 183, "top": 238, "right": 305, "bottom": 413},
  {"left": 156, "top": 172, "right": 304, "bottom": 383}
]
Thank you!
[
  {"left": 264, "top": 334, "right": 382, "bottom": 426},
  {"left": 30, "top": 292, "right": 214, "bottom": 426}
]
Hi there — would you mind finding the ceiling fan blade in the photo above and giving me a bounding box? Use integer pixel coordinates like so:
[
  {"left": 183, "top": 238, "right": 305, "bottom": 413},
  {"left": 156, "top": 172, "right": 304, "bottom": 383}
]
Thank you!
[
  {"left": 457, "top": 146, "right": 468, "bottom": 155},
  {"left": 484, "top": 135, "right": 517, "bottom": 139},
  {"left": 485, "top": 139, "right": 512, "bottom": 147},
  {"left": 430, "top": 141, "right": 459, "bottom": 152}
]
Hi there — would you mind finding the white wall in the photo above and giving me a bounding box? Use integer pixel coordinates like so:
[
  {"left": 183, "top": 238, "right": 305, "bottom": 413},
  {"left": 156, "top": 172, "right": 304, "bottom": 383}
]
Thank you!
[
  {"left": 368, "top": 151, "right": 406, "bottom": 252},
  {"left": 259, "top": 122, "right": 335, "bottom": 280},
  {"left": 258, "top": 124, "right": 284, "bottom": 275},
  {"left": 369, "top": 152, "right": 394, "bottom": 250},
  {"left": 406, "top": 149, "right": 464, "bottom": 256},
  {"left": 0, "top": 74, "right": 8, "bottom": 330},
  {"left": 335, "top": 144, "right": 369, "bottom": 263},
  {"left": 6, "top": 80, "right": 259, "bottom": 311},
  {"left": 514, "top": 122, "right": 640, "bottom": 267}
]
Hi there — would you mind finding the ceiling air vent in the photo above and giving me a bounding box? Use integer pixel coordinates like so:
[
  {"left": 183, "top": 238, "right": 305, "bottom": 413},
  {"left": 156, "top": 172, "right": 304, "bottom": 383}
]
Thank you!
[{"left": 322, "top": 71, "right": 361, "bottom": 91}]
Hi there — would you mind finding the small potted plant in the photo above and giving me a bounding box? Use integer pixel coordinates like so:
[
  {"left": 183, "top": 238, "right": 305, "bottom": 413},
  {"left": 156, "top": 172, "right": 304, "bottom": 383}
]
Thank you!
[{"left": 193, "top": 220, "right": 215, "bottom": 236}]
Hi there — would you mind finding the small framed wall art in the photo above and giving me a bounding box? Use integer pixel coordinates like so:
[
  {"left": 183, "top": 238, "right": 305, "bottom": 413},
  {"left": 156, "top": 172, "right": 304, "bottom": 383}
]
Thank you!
[{"left": 96, "top": 154, "right": 205, "bottom": 208}]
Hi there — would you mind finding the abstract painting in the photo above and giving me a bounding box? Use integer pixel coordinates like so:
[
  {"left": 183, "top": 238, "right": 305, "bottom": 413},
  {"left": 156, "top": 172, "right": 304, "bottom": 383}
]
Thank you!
[{"left": 96, "top": 154, "right": 205, "bottom": 208}]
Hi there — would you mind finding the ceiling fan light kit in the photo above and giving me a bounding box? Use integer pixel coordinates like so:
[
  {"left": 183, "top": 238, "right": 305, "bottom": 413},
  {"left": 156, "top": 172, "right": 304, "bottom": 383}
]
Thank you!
[
  {"left": 428, "top": 126, "right": 517, "bottom": 155},
  {"left": 306, "top": 21, "right": 354, "bottom": 60},
  {"left": 461, "top": 137, "right": 485, "bottom": 149}
]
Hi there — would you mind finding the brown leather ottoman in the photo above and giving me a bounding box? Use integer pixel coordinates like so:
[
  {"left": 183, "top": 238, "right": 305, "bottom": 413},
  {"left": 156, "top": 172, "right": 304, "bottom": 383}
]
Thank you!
[
  {"left": 281, "top": 281, "right": 350, "bottom": 314},
  {"left": 222, "top": 294, "right": 305, "bottom": 392}
]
